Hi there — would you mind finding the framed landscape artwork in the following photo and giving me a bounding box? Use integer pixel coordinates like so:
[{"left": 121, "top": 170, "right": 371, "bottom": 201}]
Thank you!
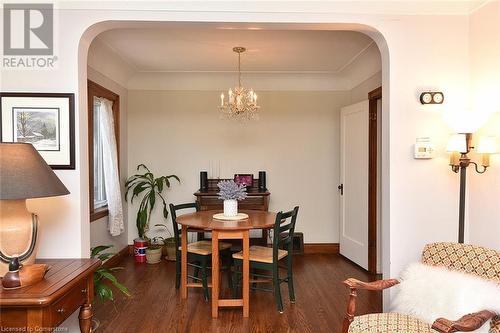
[{"left": 0, "top": 92, "right": 75, "bottom": 169}]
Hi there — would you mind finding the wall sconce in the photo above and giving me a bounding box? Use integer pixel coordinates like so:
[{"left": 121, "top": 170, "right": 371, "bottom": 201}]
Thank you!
[{"left": 447, "top": 133, "right": 497, "bottom": 243}]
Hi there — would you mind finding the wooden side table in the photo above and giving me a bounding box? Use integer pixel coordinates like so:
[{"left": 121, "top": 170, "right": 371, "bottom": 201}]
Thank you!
[{"left": 0, "top": 259, "right": 100, "bottom": 333}]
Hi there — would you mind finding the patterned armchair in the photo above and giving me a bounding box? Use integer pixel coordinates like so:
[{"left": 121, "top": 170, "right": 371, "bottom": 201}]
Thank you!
[{"left": 342, "top": 242, "right": 500, "bottom": 333}]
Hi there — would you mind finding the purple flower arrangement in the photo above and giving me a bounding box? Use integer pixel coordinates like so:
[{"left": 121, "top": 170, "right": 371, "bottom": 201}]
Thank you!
[{"left": 217, "top": 180, "right": 247, "bottom": 201}]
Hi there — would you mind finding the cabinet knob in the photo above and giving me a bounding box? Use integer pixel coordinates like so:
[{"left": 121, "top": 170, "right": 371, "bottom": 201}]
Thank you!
[
  {"left": 57, "top": 308, "right": 65, "bottom": 314},
  {"left": 81, "top": 288, "right": 87, "bottom": 294}
]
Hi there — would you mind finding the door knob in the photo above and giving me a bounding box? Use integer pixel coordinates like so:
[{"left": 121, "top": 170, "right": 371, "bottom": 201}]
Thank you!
[{"left": 338, "top": 184, "right": 344, "bottom": 195}]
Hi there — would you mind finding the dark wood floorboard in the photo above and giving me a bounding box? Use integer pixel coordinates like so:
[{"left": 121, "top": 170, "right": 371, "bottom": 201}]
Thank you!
[{"left": 93, "top": 254, "right": 381, "bottom": 333}]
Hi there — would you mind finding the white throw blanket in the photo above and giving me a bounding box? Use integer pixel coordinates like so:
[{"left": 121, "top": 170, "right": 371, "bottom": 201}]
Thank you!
[{"left": 391, "top": 263, "right": 500, "bottom": 333}]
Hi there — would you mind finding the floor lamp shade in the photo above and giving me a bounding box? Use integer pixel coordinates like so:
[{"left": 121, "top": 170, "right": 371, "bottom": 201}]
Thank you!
[{"left": 0, "top": 143, "right": 69, "bottom": 277}]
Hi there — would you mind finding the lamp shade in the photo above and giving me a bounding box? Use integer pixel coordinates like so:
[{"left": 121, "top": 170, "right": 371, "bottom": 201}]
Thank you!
[
  {"left": 0, "top": 143, "right": 69, "bottom": 199},
  {"left": 477, "top": 136, "right": 498, "bottom": 154},
  {"left": 446, "top": 134, "right": 467, "bottom": 153}
]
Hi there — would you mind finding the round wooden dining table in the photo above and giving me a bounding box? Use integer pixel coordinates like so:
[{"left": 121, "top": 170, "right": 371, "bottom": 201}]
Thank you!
[{"left": 176, "top": 210, "right": 276, "bottom": 318}]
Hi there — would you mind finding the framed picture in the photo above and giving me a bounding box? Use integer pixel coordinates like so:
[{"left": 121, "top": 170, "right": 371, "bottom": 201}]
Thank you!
[
  {"left": 0, "top": 92, "right": 75, "bottom": 169},
  {"left": 234, "top": 174, "right": 254, "bottom": 187}
]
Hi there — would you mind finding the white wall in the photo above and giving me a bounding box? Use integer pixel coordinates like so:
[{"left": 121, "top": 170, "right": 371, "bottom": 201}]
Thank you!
[
  {"left": 127, "top": 90, "right": 350, "bottom": 244},
  {"left": 350, "top": 71, "right": 382, "bottom": 104},
  {"left": 0, "top": 2, "right": 476, "bottom": 295},
  {"left": 468, "top": 1, "right": 500, "bottom": 250}
]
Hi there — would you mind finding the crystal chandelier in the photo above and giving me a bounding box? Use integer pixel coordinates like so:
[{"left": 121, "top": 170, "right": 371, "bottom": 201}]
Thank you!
[{"left": 219, "top": 47, "right": 259, "bottom": 120}]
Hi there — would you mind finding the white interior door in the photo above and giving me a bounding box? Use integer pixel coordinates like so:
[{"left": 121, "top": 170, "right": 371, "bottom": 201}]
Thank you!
[{"left": 340, "top": 100, "right": 369, "bottom": 270}]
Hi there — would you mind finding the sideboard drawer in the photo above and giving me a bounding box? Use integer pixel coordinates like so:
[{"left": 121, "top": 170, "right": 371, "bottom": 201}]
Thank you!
[
  {"left": 199, "top": 196, "right": 221, "bottom": 207},
  {"left": 239, "top": 196, "right": 264, "bottom": 207},
  {"left": 50, "top": 279, "right": 88, "bottom": 326}
]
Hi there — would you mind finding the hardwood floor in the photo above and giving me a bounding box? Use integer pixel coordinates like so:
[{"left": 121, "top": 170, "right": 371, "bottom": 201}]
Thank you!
[{"left": 93, "top": 254, "right": 381, "bottom": 333}]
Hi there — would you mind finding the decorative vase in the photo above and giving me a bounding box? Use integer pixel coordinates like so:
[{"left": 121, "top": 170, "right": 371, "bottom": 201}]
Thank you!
[{"left": 223, "top": 199, "right": 238, "bottom": 217}]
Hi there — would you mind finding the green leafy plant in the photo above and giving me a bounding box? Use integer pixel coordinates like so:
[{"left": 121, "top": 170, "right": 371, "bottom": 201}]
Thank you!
[
  {"left": 153, "top": 223, "right": 175, "bottom": 244},
  {"left": 125, "top": 164, "right": 180, "bottom": 239},
  {"left": 91, "top": 245, "right": 131, "bottom": 303}
]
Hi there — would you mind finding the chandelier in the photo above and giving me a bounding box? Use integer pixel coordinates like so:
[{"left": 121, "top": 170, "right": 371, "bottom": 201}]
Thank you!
[{"left": 219, "top": 47, "right": 259, "bottom": 120}]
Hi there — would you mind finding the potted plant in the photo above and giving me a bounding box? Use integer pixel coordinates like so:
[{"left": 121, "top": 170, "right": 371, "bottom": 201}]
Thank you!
[
  {"left": 91, "top": 245, "right": 131, "bottom": 330},
  {"left": 125, "top": 164, "right": 180, "bottom": 244},
  {"left": 145, "top": 244, "right": 163, "bottom": 264},
  {"left": 217, "top": 180, "right": 247, "bottom": 217},
  {"left": 153, "top": 224, "right": 176, "bottom": 260}
]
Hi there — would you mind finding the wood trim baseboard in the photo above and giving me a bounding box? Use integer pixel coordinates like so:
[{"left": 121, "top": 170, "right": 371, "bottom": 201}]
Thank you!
[
  {"left": 102, "top": 246, "right": 130, "bottom": 268},
  {"left": 124, "top": 243, "right": 339, "bottom": 256},
  {"left": 303, "top": 243, "right": 339, "bottom": 254}
]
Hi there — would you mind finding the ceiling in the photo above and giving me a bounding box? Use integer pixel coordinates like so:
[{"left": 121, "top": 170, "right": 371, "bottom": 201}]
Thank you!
[
  {"left": 66, "top": 1, "right": 487, "bottom": 16},
  {"left": 95, "top": 26, "right": 375, "bottom": 73}
]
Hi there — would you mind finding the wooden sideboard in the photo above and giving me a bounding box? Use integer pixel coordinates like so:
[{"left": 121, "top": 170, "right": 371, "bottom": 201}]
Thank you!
[
  {"left": 194, "top": 178, "right": 270, "bottom": 245},
  {"left": 0, "top": 258, "right": 101, "bottom": 333}
]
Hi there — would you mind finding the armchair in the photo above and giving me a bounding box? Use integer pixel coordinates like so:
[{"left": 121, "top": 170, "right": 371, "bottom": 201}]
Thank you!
[{"left": 341, "top": 243, "right": 500, "bottom": 333}]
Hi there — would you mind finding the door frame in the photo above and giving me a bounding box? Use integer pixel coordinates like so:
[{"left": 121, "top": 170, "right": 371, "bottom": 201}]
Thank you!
[{"left": 368, "top": 86, "right": 382, "bottom": 274}]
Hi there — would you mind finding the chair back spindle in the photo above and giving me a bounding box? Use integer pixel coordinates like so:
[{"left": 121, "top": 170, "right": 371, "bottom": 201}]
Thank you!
[
  {"left": 273, "top": 206, "right": 299, "bottom": 263},
  {"left": 169, "top": 202, "right": 200, "bottom": 252}
]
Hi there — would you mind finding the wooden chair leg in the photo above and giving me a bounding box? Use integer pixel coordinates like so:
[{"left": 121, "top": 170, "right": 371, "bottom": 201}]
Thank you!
[
  {"left": 223, "top": 250, "right": 233, "bottom": 290},
  {"left": 286, "top": 255, "right": 296, "bottom": 303},
  {"left": 201, "top": 258, "right": 209, "bottom": 302},
  {"left": 175, "top": 253, "right": 181, "bottom": 289},
  {"left": 193, "top": 263, "right": 200, "bottom": 282},
  {"left": 273, "top": 266, "right": 284, "bottom": 313},
  {"left": 251, "top": 268, "right": 258, "bottom": 290},
  {"left": 232, "top": 262, "right": 240, "bottom": 298},
  {"left": 342, "top": 288, "right": 358, "bottom": 333},
  {"left": 227, "top": 265, "right": 233, "bottom": 290}
]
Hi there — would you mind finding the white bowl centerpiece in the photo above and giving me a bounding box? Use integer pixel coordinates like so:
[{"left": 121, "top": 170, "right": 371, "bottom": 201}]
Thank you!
[{"left": 217, "top": 180, "right": 247, "bottom": 217}]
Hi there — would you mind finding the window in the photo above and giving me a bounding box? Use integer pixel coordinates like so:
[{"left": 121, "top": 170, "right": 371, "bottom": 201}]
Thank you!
[
  {"left": 93, "top": 97, "right": 107, "bottom": 209},
  {"left": 88, "top": 80, "right": 120, "bottom": 222}
]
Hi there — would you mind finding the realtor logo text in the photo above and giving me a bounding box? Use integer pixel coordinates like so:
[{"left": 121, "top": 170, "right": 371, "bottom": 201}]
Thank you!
[{"left": 2, "top": 3, "right": 57, "bottom": 69}]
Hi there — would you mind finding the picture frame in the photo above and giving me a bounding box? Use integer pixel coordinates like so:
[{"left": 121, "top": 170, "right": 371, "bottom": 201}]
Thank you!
[
  {"left": 0, "top": 92, "right": 75, "bottom": 169},
  {"left": 234, "top": 174, "right": 254, "bottom": 188}
]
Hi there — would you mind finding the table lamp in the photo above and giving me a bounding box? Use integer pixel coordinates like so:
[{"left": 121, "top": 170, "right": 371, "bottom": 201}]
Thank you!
[{"left": 0, "top": 143, "right": 69, "bottom": 279}]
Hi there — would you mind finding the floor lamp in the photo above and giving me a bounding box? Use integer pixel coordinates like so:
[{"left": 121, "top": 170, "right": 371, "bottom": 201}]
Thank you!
[{"left": 447, "top": 133, "right": 496, "bottom": 243}]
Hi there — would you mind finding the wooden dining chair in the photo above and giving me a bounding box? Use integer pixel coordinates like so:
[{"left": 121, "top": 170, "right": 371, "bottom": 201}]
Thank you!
[
  {"left": 232, "top": 206, "right": 299, "bottom": 313},
  {"left": 169, "top": 203, "right": 232, "bottom": 301}
]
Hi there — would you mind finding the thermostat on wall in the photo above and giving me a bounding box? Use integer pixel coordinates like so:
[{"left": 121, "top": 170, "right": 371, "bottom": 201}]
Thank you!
[{"left": 414, "top": 137, "right": 434, "bottom": 159}]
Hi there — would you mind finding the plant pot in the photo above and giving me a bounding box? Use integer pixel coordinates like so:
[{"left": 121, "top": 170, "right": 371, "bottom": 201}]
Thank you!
[
  {"left": 223, "top": 199, "right": 238, "bottom": 217},
  {"left": 161, "top": 244, "right": 168, "bottom": 257},
  {"left": 146, "top": 247, "right": 162, "bottom": 264},
  {"left": 165, "top": 238, "right": 176, "bottom": 261}
]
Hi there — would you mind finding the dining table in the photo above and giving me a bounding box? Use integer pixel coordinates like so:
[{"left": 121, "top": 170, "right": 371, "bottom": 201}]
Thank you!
[{"left": 176, "top": 209, "right": 276, "bottom": 318}]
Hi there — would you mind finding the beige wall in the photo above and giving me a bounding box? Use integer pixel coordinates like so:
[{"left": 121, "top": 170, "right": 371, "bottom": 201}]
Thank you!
[
  {"left": 87, "top": 66, "right": 129, "bottom": 251},
  {"left": 127, "top": 90, "right": 350, "bottom": 244},
  {"left": 468, "top": 0, "right": 500, "bottom": 250},
  {"left": 350, "top": 71, "right": 382, "bottom": 104}
]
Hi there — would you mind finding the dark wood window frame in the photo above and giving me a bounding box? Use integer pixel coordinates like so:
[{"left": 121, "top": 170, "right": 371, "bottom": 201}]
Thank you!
[{"left": 88, "top": 80, "right": 120, "bottom": 222}]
